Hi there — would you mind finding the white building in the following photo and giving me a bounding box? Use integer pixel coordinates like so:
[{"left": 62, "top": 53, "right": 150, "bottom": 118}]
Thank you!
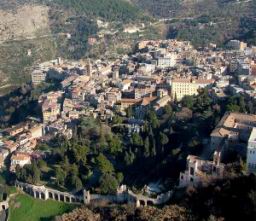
[
  {"left": 29, "top": 124, "right": 44, "bottom": 139},
  {"left": 10, "top": 152, "right": 31, "bottom": 171},
  {"left": 247, "top": 127, "right": 256, "bottom": 173},
  {"left": 157, "top": 53, "right": 177, "bottom": 69},
  {"left": 31, "top": 70, "right": 47, "bottom": 85}
]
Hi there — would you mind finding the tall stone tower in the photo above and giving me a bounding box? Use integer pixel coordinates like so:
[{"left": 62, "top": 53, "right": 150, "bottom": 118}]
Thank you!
[{"left": 87, "top": 59, "right": 92, "bottom": 78}]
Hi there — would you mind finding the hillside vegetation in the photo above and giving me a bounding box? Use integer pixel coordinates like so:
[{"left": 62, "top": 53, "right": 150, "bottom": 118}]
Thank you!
[
  {"left": 43, "top": 0, "right": 142, "bottom": 22},
  {"left": 133, "top": 0, "right": 256, "bottom": 47},
  {"left": 0, "top": 0, "right": 144, "bottom": 92}
]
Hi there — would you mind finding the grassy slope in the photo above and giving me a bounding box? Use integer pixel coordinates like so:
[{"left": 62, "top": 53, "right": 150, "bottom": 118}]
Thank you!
[{"left": 9, "top": 194, "right": 76, "bottom": 221}]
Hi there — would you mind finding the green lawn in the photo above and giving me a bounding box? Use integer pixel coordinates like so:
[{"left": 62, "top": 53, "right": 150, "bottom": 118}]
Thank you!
[{"left": 9, "top": 194, "right": 77, "bottom": 221}]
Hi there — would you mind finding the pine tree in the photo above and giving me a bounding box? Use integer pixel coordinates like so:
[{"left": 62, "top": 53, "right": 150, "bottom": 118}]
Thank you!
[
  {"left": 144, "top": 136, "right": 150, "bottom": 158},
  {"left": 159, "top": 132, "right": 169, "bottom": 153}
]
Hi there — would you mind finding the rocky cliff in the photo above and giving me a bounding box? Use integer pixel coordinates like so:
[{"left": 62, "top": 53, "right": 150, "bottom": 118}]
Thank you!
[{"left": 0, "top": 5, "right": 50, "bottom": 42}]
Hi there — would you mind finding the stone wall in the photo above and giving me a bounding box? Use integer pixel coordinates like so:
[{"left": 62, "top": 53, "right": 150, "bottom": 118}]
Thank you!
[{"left": 16, "top": 181, "right": 173, "bottom": 207}]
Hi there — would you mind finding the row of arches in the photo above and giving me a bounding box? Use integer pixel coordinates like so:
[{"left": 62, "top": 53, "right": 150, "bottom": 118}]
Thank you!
[
  {"left": 137, "top": 199, "right": 154, "bottom": 207},
  {"left": 16, "top": 183, "right": 82, "bottom": 204}
]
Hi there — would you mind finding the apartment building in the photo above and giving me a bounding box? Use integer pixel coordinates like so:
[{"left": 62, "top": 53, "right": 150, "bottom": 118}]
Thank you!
[
  {"left": 31, "top": 70, "right": 47, "bottom": 85},
  {"left": 171, "top": 77, "right": 213, "bottom": 101}
]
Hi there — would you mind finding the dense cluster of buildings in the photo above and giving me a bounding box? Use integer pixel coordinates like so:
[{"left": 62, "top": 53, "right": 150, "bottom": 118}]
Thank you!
[
  {"left": 210, "top": 112, "right": 256, "bottom": 174},
  {"left": 0, "top": 122, "right": 43, "bottom": 171},
  {"left": 180, "top": 112, "right": 256, "bottom": 187},
  {"left": 1, "top": 39, "right": 256, "bottom": 188}
]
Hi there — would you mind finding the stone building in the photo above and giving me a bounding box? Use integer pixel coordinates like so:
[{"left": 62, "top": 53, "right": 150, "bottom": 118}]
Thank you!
[
  {"left": 179, "top": 152, "right": 225, "bottom": 188},
  {"left": 210, "top": 112, "right": 256, "bottom": 152}
]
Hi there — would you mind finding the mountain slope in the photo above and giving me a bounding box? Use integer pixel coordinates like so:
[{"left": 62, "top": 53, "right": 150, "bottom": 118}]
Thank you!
[
  {"left": 43, "top": 0, "right": 142, "bottom": 22},
  {"left": 0, "top": 4, "right": 50, "bottom": 42},
  {"left": 0, "top": 0, "right": 145, "bottom": 93},
  {"left": 132, "top": 0, "right": 256, "bottom": 47}
]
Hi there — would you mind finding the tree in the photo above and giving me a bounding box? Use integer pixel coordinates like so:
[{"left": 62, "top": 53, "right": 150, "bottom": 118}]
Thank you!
[
  {"left": 61, "top": 156, "right": 70, "bottom": 172},
  {"left": 195, "top": 89, "right": 212, "bottom": 111},
  {"left": 66, "top": 174, "right": 83, "bottom": 192},
  {"left": 225, "top": 95, "right": 245, "bottom": 113},
  {"left": 124, "top": 150, "right": 135, "bottom": 166},
  {"left": 73, "top": 176, "right": 83, "bottom": 191},
  {"left": 126, "top": 106, "right": 133, "bottom": 118},
  {"left": 238, "top": 96, "right": 246, "bottom": 113},
  {"left": 16, "top": 165, "right": 27, "bottom": 182},
  {"left": 98, "top": 124, "right": 107, "bottom": 149},
  {"left": 69, "top": 164, "right": 79, "bottom": 176},
  {"left": 22, "top": 162, "right": 41, "bottom": 185},
  {"left": 163, "top": 105, "right": 172, "bottom": 115},
  {"left": 55, "top": 167, "right": 66, "bottom": 186},
  {"left": 73, "top": 144, "right": 89, "bottom": 164},
  {"left": 131, "top": 133, "right": 143, "bottom": 147},
  {"left": 37, "top": 159, "right": 47, "bottom": 170},
  {"left": 96, "top": 153, "right": 114, "bottom": 174},
  {"left": 146, "top": 110, "right": 159, "bottom": 129},
  {"left": 143, "top": 136, "right": 150, "bottom": 158},
  {"left": 99, "top": 173, "right": 118, "bottom": 194},
  {"left": 159, "top": 132, "right": 169, "bottom": 153},
  {"left": 116, "top": 172, "right": 124, "bottom": 184},
  {"left": 78, "top": 117, "right": 100, "bottom": 139},
  {"left": 182, "top": 96, "right": 194, "bottom": 109},
  {"left": 226, "top": 103, "right": 240, "bottom": 112},
  {"left": 108, "top": 135, "right": 122, "bottom": 154},
  {"left": 112, "top": 115, "right": 123, "bottom": 124},
  {"left": 149, "top": 128, "right": 157, "bottom": 156}
]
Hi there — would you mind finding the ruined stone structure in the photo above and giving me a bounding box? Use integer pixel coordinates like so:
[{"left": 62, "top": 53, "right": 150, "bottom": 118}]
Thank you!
[
  {"left": 16, "top": 181, "right": 83, "bottom": 204},
  {"left": 0, "top": 199, "right": 8, "bottom": 211},
  {"left": 127, "top": 189, "right": 173, "bottom": 207},
  {"left": 16, "top": 181, "right": 172, "bottom": 207}
]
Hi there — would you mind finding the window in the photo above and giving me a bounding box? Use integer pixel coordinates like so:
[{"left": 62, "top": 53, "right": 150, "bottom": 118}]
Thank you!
[{"left": 190, "top": 167, "right": 194, "bottom": 176}]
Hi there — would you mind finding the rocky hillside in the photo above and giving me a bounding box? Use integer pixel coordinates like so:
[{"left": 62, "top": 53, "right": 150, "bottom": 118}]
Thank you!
[
  {"left": 0, "top": 2, "right": 56, "bottom": 94},
  {"left": 0, "top": 5, "right": 50, "bottom": 42},
  {"left": 0, "top": 0, "right": 144, "bottom": 93}
]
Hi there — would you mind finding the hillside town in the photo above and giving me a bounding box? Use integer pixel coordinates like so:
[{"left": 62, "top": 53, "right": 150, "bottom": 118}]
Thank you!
[{"left": 0, "top": 38, "right": 256, "bottom": 204}]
